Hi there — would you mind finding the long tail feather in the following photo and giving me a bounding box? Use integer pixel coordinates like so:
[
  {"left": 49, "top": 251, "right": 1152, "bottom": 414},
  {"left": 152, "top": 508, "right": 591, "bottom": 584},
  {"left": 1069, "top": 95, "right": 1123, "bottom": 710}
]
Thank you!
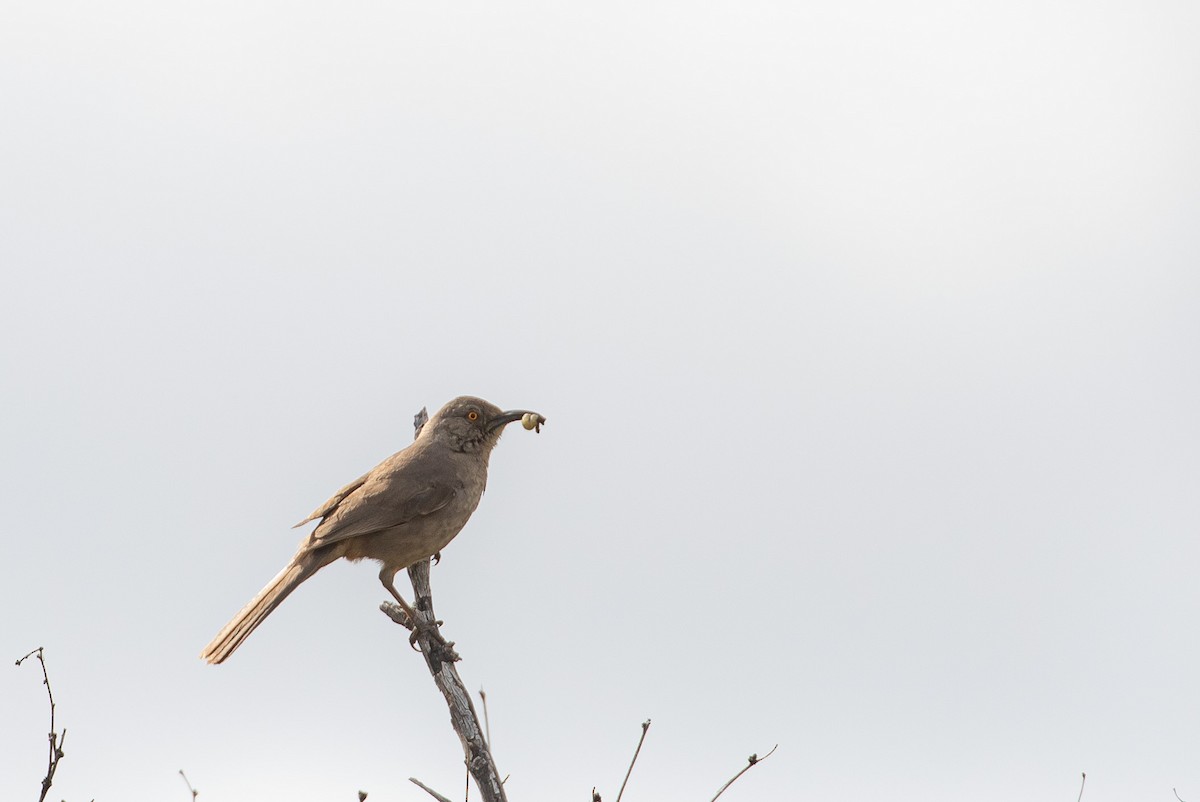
[{"left": 200, "top": 557, "right": 318, "bottom": 664}]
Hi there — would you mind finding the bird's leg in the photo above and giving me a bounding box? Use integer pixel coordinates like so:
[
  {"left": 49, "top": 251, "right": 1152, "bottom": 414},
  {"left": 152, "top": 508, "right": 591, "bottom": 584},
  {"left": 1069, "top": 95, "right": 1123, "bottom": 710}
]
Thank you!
[{"left": 379, "top": 567, "right": 446, "bottom": 650}]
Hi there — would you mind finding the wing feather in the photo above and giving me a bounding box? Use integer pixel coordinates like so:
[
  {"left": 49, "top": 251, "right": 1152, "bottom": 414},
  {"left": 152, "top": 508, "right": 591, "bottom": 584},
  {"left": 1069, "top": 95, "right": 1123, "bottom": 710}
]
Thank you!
[
  {"left": 305, "top": 477, "right": 456, "bottom": 548},
  {"left": 293, "top": 471, "right": 371, "bottom": 529}
]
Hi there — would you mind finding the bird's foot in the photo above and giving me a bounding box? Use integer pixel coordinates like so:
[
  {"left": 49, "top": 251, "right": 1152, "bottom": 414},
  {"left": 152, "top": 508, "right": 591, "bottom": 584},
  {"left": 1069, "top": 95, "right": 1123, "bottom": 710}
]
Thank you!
[
  {"left": 408, "top": 617, "right": 460, "bottom": 663},
  {"left": 379, "top": 601, "right": 459, "bottom": 662},
  {"left": 406, "top": 615, "right": 445, "bottom": 648}
]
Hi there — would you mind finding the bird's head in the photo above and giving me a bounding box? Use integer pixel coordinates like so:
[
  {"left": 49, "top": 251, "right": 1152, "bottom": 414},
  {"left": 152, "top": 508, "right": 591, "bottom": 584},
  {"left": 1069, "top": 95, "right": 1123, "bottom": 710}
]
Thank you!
[{"left": 426, "top": 396, "right": 545, "bottom": 453}]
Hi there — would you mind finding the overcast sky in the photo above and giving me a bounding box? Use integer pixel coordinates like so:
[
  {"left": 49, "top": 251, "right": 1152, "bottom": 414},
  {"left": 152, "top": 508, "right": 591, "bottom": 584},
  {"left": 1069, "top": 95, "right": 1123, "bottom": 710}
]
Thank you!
[{"left": 2, "top": 2, "right": 1198, "bottom": 801}]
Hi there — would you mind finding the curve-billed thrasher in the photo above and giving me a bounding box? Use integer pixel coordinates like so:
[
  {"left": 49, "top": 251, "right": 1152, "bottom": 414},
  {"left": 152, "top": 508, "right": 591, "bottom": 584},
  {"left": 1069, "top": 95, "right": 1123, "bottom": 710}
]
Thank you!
[{"left": 201, "top": 396, "right": 545, "bottom": 664}]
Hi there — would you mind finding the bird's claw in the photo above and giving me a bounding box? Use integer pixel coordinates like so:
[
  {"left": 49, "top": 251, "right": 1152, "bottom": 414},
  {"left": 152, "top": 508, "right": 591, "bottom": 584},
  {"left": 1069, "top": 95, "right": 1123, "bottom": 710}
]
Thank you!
[
  {"left": 407, "top": 618, "right": 459, "bottom": 662},
  {"left": 407, "top": 616, "right": 446, "bottom": 646}
]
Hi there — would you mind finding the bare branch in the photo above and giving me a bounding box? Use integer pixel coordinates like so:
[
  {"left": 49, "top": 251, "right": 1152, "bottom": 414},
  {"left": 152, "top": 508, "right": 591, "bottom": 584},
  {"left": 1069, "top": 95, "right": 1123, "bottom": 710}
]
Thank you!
[
  {"left": 1175, "top": 789, "right": 1187, "bottom": 802},
  {"left": 709, "top": 744, "right": 778, "bottom": 802},
  {"left": 381, "top": 557, "right": 506, "bottom": 802},
  {"left": 614, "top": 719, "right": 651, "bottom": 802},
  {"left": 178, "top": 769, "right": 199, "bottom": 800},
  {"left": 1077, "top": 772, "right": 1086, "bottom": 802},
  {"left": 409, "top": 777, "right": 453, "bottom": 802},
  {"left": 16, "top": 647, "right": 66, "bottom": 802}
]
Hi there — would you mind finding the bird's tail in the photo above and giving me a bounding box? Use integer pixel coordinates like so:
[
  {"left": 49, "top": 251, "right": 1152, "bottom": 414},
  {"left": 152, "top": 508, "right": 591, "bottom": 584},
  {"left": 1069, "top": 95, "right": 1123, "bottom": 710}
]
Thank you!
[{"left": 200, "top": 557, "right": 319, "bottom": 664}]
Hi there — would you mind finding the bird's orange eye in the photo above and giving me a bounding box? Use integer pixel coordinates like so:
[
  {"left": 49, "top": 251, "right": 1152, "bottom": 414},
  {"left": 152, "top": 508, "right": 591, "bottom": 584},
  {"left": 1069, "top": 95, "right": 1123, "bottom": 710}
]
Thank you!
[{"left": 467, "top": 411, "right": 479, "bottom": 421}]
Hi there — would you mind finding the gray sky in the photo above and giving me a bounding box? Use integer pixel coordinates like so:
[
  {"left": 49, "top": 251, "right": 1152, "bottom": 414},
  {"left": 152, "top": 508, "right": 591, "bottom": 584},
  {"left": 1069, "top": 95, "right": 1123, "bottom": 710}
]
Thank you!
[{"left": 2, "top": 2, "right": 1198, "bottom": 800}]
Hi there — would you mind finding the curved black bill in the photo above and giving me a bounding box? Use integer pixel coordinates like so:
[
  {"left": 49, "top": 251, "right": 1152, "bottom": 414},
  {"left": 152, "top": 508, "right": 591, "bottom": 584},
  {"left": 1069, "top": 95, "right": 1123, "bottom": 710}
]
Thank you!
[{"left": 488, "top": 409, "right": 546, "bottom": 432}]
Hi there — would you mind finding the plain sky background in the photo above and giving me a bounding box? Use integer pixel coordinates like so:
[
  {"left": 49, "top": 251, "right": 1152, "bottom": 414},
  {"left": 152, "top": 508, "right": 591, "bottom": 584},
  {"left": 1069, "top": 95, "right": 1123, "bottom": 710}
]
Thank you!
[{"left": 2, "top": 2, "right": 1198, "bottom": 800}]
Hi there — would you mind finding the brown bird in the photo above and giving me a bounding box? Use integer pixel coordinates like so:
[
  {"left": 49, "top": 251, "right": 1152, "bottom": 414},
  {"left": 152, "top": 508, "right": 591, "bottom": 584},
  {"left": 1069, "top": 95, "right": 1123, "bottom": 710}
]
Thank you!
[{"left": 201, "top": 396, "right": 544, "bottom": 664}]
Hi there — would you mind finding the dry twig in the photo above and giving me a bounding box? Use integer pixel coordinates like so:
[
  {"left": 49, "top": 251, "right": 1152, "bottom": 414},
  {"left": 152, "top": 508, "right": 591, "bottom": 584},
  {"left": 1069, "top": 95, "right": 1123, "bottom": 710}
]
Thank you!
[
  {"left": 1077, "top": 772, "right": 1086, "bottom": 802},
  {"left": 709, "top": 744, "right": 778, "bottom": 802},
  {"left": 178, "top": 769, "right": 199, "bottom": 800},
  {"left": 15, "top": 647, "right": 66, "bottom": 802},
  {"left": 615, "top": 720, "right": 651, "bottom": 802},
  {"left": 480, "top": 688, "right": 492, "bottom": 749},
  {"left": 409, "top": 777, "right": 453, "bottom": 802}
]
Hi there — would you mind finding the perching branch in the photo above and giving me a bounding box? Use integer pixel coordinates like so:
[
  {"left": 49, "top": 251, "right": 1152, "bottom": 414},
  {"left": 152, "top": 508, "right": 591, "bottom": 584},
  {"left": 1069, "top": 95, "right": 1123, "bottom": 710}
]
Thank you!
[
  {"left": 709, "top": 744, "right": 778, "bottom": 802},
  {"left": 381, "top": 558, "right": 507, "bottom": 802},
  {"left": 15, "top": 647, "right": 66, "bottom": 802}
]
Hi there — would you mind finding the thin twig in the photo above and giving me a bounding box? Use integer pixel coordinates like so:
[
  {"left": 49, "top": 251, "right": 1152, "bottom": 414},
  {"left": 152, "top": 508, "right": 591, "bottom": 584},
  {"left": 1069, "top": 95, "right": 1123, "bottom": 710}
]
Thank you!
[
  {"left": 709, "top": 744, "right": 778, "bottom": 802},
  {"left": 615, "top": 719, "right": 651, "bottom": 802},
  {"left": 1174, "top": 789, "right": 1187, "bottom": 802},
  {"left": 409, "top": 777, "right": 453, "bottom": 802},
  {"left": 16, "top": 647, "right": 66, "bottom": 802},
  {"left": 1077, "top": 772, "right": 1086, "bottom": 802},
  {"left": 178, "top": 769, "right": 199, "bottom": 800},
  {"left": 479, "top": 688, "right": 492, "bottom": 749}
]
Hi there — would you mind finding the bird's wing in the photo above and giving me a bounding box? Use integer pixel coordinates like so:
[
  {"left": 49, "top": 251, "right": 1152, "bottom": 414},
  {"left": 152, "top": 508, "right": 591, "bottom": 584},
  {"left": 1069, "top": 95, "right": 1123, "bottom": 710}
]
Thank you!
[
  {"left": 292, "top": 471, "right": 372, "bottom": 529},
  {"left": 304, "top": 476, "right": 457, "bottom": 548}
]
